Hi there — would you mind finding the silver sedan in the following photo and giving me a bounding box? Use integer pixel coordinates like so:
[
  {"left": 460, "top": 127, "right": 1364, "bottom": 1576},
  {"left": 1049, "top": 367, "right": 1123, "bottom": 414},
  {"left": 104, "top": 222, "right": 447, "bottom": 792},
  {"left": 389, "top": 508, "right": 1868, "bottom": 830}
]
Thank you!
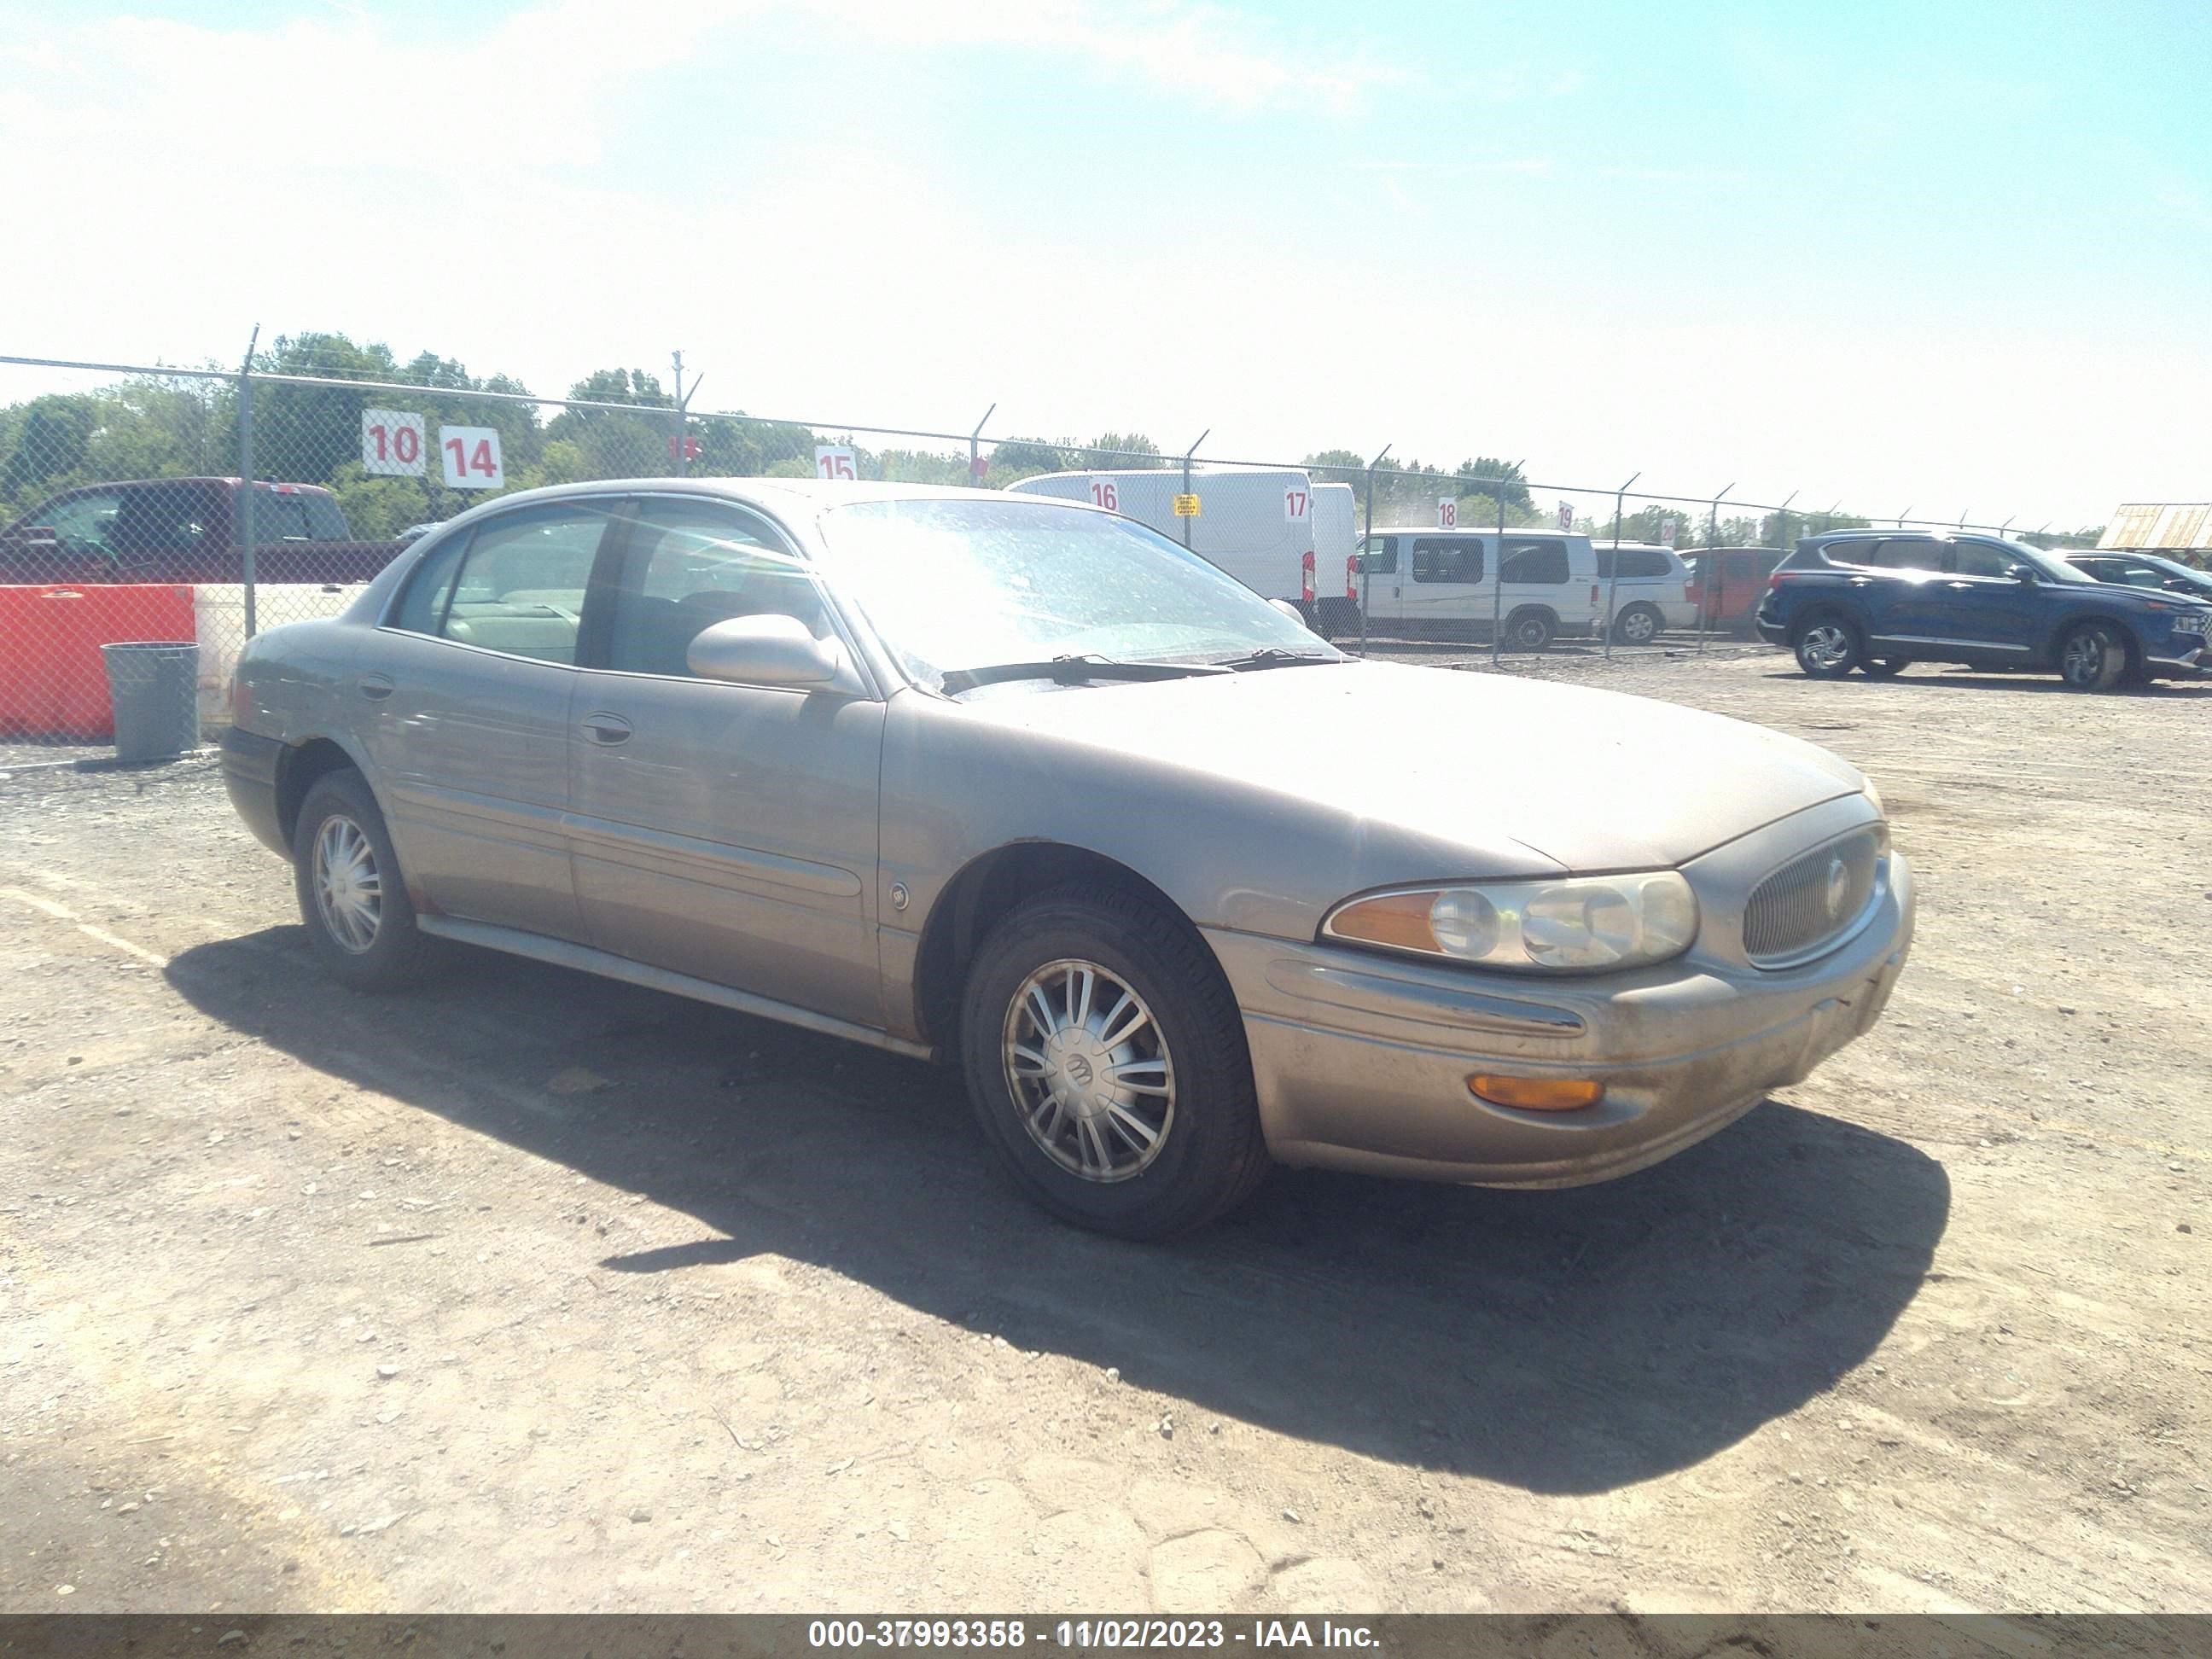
[{"left": 220, "top": 480, "right": 1913, "bottom": 1238}]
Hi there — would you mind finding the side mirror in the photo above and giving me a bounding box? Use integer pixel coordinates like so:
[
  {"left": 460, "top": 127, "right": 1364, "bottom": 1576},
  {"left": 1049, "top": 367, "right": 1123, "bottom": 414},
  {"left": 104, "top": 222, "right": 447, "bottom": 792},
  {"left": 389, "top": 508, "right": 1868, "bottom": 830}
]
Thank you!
[
  {"left": 686, "top": 613, "right": 844, "bottom": 687},
  {"left": 2006, "top": 564, "right": 2037, "bottom": 584},
  {"left": 1266, "top": 597, "right": 1315, "bottom": 632}
]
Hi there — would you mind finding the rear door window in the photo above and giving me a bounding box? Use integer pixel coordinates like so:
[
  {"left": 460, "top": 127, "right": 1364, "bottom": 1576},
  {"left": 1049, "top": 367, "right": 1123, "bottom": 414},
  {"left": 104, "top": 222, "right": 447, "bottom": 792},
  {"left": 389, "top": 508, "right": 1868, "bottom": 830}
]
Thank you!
[
  {"left": 390, "top": 500, "right": 624, "bottom": 664},
  {"left": 1872, "top": 539, "right": 1943, "bottom": 571},
  {"left": 1499, "top": 538, "right": 1569, "bottom": 585}
]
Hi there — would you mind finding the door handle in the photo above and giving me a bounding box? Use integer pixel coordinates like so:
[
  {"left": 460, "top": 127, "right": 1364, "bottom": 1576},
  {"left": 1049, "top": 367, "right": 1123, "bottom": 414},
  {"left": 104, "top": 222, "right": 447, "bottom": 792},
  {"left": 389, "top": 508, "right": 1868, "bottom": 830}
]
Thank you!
[
  {"left": 357, "top": 673, "right": 394, "bottom": 701},
  {"left": 1944, "top": 581, "right": 1974, "bottom": 590},
  {"left": 582, "top": 713, "right": 632, "bottom": 746}
]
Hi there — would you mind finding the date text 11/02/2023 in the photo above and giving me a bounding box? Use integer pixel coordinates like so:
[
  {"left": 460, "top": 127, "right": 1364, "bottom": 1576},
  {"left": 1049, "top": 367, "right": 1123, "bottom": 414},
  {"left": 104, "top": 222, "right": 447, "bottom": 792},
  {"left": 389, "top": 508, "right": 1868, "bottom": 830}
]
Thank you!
[{"left": 806, "top": 1619, "right": 1382, "bottom": 1649}]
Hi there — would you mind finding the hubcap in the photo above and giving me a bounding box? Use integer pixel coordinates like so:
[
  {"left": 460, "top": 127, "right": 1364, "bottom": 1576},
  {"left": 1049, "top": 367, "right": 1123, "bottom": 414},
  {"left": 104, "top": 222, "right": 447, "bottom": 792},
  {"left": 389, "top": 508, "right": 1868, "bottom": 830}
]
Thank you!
[
  {"left": 312, "top": 815, "right": 382, "bottom": 954},
  {"left": 2063, "top": 632, "right": 2104, "bottom": 683},
  {"left": 1003, "top": 958, "right": 1175, "bottom": 1183},
  {"left": 1621, "top": 609, "right": 1656, "bottom": 643},
  {"left": 1801, "top": 624, "right": 1850, "bottom": 668}
]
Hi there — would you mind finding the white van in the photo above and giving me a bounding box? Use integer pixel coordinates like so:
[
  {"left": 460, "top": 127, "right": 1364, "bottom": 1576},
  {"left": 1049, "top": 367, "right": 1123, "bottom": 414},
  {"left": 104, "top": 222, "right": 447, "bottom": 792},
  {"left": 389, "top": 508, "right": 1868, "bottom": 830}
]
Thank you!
[
  {"left": 1009, "top": 467, "right": 1336, "bottom": 623},
  {"left": 1353, "top": 527, "right": 1602, "bottom": 649},
  {"left": 1592, "top": 541, "right": 1696, "bottom": 643},
  {"left": 1307, "top": 482, "right": 1359, "bottom": 634}
]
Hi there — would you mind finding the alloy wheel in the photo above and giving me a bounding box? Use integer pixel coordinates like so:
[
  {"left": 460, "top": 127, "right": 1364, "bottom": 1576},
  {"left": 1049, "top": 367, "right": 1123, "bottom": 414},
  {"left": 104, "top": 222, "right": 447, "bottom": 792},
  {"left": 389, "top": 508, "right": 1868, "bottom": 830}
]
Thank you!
[
  {"left": 1002, "top": 958, "right": 1176, "bottom": 1183},
  {"left": 312, "top": 815, "right": 382, "bottom": 954}
]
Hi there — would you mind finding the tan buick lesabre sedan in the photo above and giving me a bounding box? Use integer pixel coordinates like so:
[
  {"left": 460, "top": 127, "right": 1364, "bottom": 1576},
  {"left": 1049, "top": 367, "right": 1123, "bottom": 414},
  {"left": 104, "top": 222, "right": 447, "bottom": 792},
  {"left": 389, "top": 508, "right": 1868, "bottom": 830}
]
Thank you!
[{"left": 221, "top": 480, "right": 1912, "bottom": 1238}]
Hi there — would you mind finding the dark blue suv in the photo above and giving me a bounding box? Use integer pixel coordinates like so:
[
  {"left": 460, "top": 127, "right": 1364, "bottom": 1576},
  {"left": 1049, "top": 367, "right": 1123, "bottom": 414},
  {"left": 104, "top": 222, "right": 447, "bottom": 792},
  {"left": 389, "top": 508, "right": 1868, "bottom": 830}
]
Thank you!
[{"left": 1755, "top": 532, "right": 2212, "bottom": 690}]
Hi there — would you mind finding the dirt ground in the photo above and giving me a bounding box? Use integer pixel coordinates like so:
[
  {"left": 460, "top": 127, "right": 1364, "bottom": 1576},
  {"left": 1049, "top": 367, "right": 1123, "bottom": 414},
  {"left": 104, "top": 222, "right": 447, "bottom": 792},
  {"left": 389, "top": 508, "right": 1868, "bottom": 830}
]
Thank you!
[{"left": 2, "top": 644, "right": 2208, "bottom": 1617}]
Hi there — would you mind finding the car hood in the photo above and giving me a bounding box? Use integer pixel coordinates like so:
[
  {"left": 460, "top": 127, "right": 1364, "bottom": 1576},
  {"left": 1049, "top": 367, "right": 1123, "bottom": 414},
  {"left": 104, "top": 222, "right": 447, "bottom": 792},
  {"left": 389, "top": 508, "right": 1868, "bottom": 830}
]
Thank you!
[{"left": 949, "top": 660, "right": 1865, "bottom": 871}]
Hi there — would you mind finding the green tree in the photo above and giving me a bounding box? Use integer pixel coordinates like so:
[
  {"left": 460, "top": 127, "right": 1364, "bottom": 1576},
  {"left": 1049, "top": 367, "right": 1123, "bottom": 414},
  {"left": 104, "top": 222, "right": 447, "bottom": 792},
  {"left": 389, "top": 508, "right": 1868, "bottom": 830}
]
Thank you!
[
  {"left": 1079, "top": 432, "right": 1162, "bottom": 469},
  {"left": 1, "top": 394, "right": 99, "bottom": 507},
  {"left": 988, "top": 437, "right": 1068, "bottom": 476}
]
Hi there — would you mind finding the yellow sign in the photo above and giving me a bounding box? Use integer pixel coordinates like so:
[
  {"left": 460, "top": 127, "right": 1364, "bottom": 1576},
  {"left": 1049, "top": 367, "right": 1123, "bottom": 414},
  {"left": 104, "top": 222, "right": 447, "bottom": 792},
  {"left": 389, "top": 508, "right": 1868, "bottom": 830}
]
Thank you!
[{"left": 1173, "top": 493, "right": 1202, "bottom": 517}]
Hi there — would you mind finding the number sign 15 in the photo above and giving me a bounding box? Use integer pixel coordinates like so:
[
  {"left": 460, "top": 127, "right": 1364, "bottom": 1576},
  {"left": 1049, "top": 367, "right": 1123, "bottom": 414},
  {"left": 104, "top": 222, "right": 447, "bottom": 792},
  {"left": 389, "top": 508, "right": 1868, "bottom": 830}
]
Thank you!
[
  {"left": 815, "top": 445, "right": 859, "bottom": 480},
  {"left": 440, "top": 426, "right": 505, "bottom": 490},
  {"left": 362, "top": 409, "right": 426, "bottom": 477}
]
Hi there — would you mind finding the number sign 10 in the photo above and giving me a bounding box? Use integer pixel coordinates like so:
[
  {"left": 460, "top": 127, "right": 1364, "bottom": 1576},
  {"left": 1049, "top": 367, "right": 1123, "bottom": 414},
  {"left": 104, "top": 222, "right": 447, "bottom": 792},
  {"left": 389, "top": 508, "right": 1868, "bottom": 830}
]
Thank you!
[
  {"left": 362, "top": 410, "right": 426, "bottom": 477},
  {"left": 440, "top": 426, "right": 505, "bottom": 490}
]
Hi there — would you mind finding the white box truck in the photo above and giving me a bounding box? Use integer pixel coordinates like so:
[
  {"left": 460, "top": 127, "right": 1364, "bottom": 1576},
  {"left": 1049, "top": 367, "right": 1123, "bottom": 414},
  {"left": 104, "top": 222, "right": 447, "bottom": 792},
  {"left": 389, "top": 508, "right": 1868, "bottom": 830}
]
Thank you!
[{"left": 1010, "top": 467, "right": 1359, "bottom": 634}]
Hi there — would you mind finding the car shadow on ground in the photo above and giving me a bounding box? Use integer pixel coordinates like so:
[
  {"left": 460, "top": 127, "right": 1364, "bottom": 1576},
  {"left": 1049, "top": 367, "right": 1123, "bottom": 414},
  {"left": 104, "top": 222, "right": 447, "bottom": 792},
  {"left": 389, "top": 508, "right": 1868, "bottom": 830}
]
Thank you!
[
  {"left": 167, "top": 928, "right": 1949, "bottom": 1498},
  {"left": 1760, "top": 668, "right": 2212, "bottom": 697}
]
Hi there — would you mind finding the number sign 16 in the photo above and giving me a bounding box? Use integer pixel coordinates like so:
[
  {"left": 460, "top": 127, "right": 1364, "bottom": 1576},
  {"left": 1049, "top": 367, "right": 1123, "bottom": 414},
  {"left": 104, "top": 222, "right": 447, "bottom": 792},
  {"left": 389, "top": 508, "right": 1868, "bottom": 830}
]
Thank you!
[
  {"left": 362, "top": 409, "right": 426, "bottom": 477},
  {"left": 1090, "top": 480, "right": 1120, "bottom": 512},
  {"left": 1284, "top": 486, "right": 1309, "bottom": 521},
  {"left": 440, "top": 426, "right": 505, "bottom": 490}
]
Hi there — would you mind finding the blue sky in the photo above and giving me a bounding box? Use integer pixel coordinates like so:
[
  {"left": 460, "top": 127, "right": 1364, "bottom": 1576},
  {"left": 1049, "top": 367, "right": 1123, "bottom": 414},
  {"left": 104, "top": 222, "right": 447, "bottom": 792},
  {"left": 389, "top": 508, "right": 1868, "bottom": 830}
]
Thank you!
[{"left": 5, "top": 0, "right": 2208, "bottom": 527}]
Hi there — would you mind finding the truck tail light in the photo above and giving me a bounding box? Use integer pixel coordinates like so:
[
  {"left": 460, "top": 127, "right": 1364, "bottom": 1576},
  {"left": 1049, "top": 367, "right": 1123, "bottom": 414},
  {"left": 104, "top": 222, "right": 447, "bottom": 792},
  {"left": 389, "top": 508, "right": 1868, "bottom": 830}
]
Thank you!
[
  {"left": 1301, "top": 550, "right": 1315, "bottom": 603},
  {"left": 1347, "top": 556, "right": 1359, "bottom": 600}
]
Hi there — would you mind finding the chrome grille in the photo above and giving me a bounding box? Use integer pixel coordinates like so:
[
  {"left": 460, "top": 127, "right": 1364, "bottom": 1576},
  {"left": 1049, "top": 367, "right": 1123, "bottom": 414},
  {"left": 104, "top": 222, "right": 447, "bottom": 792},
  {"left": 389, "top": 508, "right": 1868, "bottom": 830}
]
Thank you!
[{"left": 1743, "top": 828, "right": 1882, "bottom": 968}]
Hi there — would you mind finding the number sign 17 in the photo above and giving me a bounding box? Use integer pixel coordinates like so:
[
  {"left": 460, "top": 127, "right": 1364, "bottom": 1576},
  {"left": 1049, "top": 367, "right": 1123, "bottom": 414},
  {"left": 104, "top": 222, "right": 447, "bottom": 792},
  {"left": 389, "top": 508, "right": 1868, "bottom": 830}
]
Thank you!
[
  {"left": 440, "top": 427, "right": 505, "bottom": 490},
  {"left": 362, "top": 409, "right": 425, "bottom": 477},
  {"left": 1284, "top": 486, "right": 1309, "bottom": 521}
]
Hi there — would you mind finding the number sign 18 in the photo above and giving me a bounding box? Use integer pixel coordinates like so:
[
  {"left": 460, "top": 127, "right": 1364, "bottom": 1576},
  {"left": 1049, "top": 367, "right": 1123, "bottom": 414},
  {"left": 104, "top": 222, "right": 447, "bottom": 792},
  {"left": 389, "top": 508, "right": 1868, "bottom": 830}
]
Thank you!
[
  {"left": 440, "top": 426, "right": 505, "bottom": 490},
  {"left": 1437, "top": 498, "right": 1458, "bottom": 529},
  {"left": 362, "top": 409, "right": 426, "bottom": 477}
]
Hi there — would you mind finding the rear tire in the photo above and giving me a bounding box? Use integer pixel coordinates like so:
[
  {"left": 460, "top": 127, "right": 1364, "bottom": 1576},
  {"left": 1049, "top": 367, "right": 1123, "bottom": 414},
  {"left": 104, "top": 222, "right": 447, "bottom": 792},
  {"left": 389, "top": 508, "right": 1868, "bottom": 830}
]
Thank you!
[
  {"left": 2058, "top": 622, "right": 2127, "bottom": 692},
  {"left": 1504, "top": 608, "right": 1557, "bottom": 652},
  {"left": 958, "top": 883, "right": 1269, "bottom": 1240},
  {"left": 1791, "top": 614, "right": 1864, "bottom": 678},
  {"left": 1612, "top": 603, "right": 1662, "bottom": 645},
  {"left": 292, "top": 770, "right": 434, "bottom": 992},
  {"left": 1861, "top": 657, "right": 1908, "bottom": 678}
]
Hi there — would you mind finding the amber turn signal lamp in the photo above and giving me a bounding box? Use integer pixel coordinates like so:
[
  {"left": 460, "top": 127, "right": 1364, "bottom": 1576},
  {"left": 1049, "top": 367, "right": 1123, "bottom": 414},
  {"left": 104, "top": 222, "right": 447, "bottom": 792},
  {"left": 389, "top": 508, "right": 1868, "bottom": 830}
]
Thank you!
[
  {"left": 1469, "top": 1074, "right": 1605, "bottom": 1112},
  {"left": 1326, "top": 890, "right": 1440, "bottom": 952}
]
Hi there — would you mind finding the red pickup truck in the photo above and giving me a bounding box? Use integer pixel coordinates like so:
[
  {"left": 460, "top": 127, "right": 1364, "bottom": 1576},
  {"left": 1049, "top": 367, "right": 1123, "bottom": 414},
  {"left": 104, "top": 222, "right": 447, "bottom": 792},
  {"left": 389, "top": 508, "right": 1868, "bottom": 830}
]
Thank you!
[{"left": 0, "top": 478, "right": 411, "bottom": 585}]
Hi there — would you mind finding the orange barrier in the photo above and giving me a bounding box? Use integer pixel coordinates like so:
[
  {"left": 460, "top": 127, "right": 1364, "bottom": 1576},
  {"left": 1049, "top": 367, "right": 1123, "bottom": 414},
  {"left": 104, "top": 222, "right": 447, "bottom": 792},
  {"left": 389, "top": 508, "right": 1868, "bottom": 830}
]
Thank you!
[{"left": 0, "top": 584, "right": 198, "bottom": 741}]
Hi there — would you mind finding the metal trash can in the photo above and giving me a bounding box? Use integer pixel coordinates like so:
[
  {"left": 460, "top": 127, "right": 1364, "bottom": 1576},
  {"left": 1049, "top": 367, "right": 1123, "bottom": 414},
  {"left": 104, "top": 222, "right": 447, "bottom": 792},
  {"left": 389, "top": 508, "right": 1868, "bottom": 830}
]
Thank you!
[{"left": 102, "top": 641, "right": 202, "bottom": 762}]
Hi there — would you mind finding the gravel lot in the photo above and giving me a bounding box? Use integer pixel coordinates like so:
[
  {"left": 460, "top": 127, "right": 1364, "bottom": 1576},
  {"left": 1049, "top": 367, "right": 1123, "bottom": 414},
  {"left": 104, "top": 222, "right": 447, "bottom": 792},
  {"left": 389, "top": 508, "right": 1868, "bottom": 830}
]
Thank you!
[{"left": 2, "top": 644, "right": 2207, "bottom": 1616}]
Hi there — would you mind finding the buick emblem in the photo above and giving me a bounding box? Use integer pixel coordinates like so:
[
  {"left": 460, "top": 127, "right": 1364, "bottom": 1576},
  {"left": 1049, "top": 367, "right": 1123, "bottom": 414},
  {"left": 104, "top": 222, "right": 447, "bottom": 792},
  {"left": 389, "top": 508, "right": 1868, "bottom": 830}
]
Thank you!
[
  {"left": 1824, "top": 855, "right": 1851, "bottom": 920},
  {"left": 1065, "top": 1055, "right": 1094, "bottom": 1087}
]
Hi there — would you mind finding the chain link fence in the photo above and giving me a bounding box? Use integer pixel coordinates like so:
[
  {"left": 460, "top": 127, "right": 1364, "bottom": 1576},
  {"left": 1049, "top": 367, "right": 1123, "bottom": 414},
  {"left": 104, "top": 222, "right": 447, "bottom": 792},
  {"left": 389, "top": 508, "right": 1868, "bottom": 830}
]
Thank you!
[{"left": 1, "top": 349, "right": 2095, "bottom": 750}]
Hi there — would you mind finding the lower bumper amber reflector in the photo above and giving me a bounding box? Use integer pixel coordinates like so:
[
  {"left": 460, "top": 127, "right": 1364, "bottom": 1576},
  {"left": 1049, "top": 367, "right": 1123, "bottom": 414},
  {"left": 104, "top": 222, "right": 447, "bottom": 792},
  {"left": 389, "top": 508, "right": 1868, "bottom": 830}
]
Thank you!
[{"left": 1470, "top": 1074, "right": 1604, "bottom": 1112}]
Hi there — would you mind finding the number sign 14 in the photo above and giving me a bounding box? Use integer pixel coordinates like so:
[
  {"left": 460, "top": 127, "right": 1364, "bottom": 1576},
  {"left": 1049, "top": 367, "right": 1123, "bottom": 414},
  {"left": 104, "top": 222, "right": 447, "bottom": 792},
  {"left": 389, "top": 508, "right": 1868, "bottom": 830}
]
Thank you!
[
  {"left": 440, "top": 426, "right": 505, "bottom": 490},
  {"left": 362, "top": 410, "right": 426, "bottom": 477}
]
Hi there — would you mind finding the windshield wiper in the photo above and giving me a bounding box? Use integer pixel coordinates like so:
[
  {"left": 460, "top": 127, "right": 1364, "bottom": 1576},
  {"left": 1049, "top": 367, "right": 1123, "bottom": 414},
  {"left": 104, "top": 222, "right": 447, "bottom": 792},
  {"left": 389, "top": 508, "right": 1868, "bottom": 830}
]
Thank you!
[
  {"left": 938, "top": 654, "right": 1231, "bottom": 696},
  {"left": 1210, "top": 647, "right": 1344, "bottom": 671}
]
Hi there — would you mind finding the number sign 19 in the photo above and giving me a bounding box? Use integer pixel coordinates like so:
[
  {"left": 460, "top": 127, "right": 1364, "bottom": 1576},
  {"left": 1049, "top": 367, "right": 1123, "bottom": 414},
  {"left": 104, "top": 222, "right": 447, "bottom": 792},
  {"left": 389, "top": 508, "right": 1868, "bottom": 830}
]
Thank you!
[
  {"left": 1284, "top": 486, "right": 1309, "bottom": 521},
  {"left": 814, "top": 445, "right": 859, "bottom": 481},
  {"left": 362, "top": 410, "right": 426, "bottom": 477},
  {"left": 440, "top": 426, "right": 505, "bottom": 490}
]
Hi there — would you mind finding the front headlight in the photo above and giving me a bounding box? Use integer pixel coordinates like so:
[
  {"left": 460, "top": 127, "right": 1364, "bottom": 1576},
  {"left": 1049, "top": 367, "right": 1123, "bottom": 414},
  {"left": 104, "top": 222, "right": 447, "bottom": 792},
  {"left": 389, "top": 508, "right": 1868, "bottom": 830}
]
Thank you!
[{"left": 1323, "top": 872, "right": 1699, "bottom": 974}]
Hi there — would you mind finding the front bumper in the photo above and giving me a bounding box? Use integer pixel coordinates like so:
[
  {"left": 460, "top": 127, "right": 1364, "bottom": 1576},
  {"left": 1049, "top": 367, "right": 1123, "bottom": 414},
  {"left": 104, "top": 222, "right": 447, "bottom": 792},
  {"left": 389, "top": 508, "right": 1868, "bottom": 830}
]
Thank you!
[
  {"left": 1206, "top": 834, "right": 1913, "bottom": 1189},
  {"left": 2145, "top": 632, "right": 2209, "bottom": 675}
]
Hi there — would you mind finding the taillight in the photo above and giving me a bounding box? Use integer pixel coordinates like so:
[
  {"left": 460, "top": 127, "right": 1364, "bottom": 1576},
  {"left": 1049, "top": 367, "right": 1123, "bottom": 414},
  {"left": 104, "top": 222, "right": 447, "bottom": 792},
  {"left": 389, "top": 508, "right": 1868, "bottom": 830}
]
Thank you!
[
  {"left": 1589, "top": 584, "right": 1600, "bottom": 604},
  {"left": 1767, "top": 572, "right": 1784, "bottom": 590}
]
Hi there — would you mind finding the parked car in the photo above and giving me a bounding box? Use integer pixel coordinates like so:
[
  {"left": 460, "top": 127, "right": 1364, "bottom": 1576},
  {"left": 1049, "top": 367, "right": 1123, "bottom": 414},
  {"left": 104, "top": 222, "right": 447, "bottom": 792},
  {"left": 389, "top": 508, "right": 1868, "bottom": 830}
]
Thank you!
[
  {"left": 2063, "top": 550, "right": 2212, "bottom": 602},
  {"left": 0, "top": 478, "right": 411, "bottom": 585},
  {"left": 1593, "top": 541, "right": 1696, "bottom": 643},
  {"left": 1682, "top": 546, "right": 1787, "bottom": 632},
  {"left": 1756, "top": 530, "right": 2212, "bottom": 690},
  {"left": 223, "top": 480, "right": 1912, "bottom": 1239},
  {"left": 1353, "top": 527, "right": 1602, "bottom": 649}
]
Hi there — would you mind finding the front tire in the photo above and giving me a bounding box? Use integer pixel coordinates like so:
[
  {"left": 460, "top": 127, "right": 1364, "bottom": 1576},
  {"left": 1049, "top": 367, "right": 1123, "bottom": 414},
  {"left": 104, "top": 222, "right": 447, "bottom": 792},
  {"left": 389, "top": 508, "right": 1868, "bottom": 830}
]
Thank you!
[
  {"left": 1861, "top": 657, "right": 1908, "bottom": 678},
  {"left": 959, "top": 884, "right": 1269, "bottom": 1239},
  {"left": 292, "top": 769, "right": 433, "bottom": 992},
  {"left": 1792, "top": 614, "right": 1863, "bottom": 678},
  {"left": 2058, "top": 622, "right": 2127, "bottom": 692}
]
